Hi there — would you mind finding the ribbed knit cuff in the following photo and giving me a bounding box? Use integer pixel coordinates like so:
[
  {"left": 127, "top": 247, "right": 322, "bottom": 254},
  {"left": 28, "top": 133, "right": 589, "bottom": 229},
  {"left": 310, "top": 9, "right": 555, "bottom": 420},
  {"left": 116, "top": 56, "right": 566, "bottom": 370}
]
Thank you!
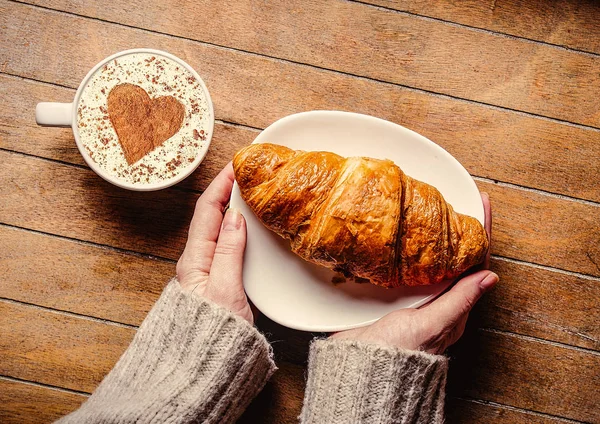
[
  {"left": 57, "top": 279, "right": 276, "bottom": 424},
  {"left": 300, "top": 339, "right": 448, "bottom": 424}
]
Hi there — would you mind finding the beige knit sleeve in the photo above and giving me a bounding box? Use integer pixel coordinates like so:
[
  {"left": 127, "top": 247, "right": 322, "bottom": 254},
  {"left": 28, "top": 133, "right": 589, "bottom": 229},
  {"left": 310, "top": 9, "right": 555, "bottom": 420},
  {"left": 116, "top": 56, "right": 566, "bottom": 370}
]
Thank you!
[
  {"left": 56, "top": 279, "right": 276, "bottom": 424},
  {"left": 300, "top": 339, "right": 448, "bottom": 424}
]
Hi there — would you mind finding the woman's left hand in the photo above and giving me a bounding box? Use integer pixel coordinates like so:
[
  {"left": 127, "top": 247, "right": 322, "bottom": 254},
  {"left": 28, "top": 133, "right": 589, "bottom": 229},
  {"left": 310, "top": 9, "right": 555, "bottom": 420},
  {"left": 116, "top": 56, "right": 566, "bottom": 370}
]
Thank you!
[{"left": 176, "top": 163, "right": 254, "bottom": 323}]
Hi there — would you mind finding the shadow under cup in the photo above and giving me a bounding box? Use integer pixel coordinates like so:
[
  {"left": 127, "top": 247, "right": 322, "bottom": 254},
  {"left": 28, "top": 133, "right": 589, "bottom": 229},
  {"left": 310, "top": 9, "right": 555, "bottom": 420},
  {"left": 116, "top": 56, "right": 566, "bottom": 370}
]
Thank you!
[{"left": 35, "top": 48, "right": 214, "bottom": 191}]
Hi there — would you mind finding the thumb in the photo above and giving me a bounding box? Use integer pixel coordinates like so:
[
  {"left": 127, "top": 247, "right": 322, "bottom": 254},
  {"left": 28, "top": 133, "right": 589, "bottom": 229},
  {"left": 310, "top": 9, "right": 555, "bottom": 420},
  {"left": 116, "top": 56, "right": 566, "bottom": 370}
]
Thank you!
[
  {"left": 423, "top": 270, "right": 499, "bottom": 330},
  {"left": 207, "top": 208, "right": 247, "bottom": 297}
]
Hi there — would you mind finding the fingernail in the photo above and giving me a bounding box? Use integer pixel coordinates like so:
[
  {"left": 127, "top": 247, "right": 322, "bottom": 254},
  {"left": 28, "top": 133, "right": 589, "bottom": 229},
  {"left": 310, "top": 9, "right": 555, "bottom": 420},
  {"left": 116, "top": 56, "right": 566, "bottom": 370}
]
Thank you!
[
  {"left": 479, "top": 272, "right": 499, "bottom": 291},
  {"left": 222, "top": 208, "right": 243, "bottom": 231}
]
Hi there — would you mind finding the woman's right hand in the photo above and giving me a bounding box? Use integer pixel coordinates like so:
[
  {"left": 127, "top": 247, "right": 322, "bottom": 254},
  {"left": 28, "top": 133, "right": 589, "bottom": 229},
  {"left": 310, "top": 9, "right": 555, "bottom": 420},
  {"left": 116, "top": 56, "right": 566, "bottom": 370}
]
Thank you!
[{"left": 331, "top": 193, "right": 498, "bottom": 354}]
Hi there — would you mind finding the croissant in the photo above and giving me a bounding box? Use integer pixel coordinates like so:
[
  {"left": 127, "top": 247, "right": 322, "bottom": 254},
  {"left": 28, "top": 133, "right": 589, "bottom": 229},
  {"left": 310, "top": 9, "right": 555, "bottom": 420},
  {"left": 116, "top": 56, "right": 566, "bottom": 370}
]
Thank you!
[{"left": 233, "top": 143, "right": 488, "bottom": 288}]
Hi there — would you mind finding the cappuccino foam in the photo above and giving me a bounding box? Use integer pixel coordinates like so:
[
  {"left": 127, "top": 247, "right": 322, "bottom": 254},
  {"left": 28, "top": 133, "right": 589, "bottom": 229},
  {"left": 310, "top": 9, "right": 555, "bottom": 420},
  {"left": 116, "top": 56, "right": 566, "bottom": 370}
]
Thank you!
[{"left": 77, "top": 53, "right": 211, "bottom": 185}]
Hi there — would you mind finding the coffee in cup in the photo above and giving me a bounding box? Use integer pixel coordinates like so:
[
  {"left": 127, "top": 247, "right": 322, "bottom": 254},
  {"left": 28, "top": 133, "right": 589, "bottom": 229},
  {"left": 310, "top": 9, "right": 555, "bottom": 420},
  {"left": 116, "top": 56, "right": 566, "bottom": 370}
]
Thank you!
[{"left": 36, "top": 49, "right": 214, "bottom": 191}]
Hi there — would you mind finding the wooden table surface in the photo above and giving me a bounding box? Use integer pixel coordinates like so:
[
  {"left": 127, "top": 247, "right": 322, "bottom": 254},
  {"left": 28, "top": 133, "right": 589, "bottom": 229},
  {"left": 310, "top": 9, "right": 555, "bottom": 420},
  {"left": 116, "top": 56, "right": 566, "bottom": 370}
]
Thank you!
[{"left": 1, "top": 1, "right": 599, "bottom": 422}]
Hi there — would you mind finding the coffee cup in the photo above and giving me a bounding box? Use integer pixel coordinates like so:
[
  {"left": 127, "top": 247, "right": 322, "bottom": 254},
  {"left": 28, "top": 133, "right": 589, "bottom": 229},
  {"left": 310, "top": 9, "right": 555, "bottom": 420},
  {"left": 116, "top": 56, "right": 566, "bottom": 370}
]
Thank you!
[{"left": 36, "top": 48, "right": 214, "bottom": 191}]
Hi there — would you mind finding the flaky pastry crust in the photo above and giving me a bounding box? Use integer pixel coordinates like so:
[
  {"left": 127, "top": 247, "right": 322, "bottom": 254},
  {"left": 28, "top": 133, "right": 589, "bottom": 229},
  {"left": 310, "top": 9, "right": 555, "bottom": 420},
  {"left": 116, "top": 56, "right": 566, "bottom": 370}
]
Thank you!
[{"left": 233, "top": 143, "right": 488, "bottom": 287}]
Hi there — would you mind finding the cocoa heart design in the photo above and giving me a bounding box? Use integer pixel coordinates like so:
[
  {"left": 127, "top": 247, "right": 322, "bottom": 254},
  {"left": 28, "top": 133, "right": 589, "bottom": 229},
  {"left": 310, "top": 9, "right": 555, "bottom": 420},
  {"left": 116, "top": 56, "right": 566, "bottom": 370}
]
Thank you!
[{"left": 107, "top": 83, "right": 185, "bottom": 165}]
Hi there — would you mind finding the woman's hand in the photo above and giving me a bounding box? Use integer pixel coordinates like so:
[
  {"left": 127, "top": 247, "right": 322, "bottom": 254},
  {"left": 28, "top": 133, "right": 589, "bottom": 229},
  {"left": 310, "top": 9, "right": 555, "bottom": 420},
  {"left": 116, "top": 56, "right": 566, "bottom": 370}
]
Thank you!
[
  {"left": 332, "top": 193, "right": 497, "bottom": 354},
  {"left": 176, "top": 163, "right": 254, "bottom": 323}
]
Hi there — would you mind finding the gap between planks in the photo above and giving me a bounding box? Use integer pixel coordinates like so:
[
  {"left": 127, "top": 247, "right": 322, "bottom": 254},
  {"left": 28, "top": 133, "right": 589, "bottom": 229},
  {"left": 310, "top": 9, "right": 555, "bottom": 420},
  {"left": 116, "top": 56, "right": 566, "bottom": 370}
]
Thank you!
[
  {"left": 0, "top": 375, "right": 90, "bottom": 397},
  {"left": 0, "top": 297, "right": 140, "bottom": 330},
  {"left": 453, "top": 396, "right": 587, "bottom": 424},
  {"left": 473, "top": 176, "right": 600, "bottom": 209},
  {"left": 7, "top": 0, "right": 600, "bottom": 133},
  {"left": 1, "top": 72, "right": 599, "bottom": 209},
  {"left": 0, "top": 221, "right": 177, "bottom": 265},
  {"left": 493, "top": 255, "right": 600, "bottom": 283},
  {"left": 479, "top": 328, "right": 600, "bottom": 357},
  {"left": 349, "top": 0, "right": 600, "bottom": 58}
]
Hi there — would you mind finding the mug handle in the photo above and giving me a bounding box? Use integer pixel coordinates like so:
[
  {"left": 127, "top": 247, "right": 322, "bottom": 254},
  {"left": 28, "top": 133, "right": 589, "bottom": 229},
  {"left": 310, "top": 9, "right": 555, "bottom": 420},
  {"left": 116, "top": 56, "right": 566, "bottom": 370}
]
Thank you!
[{"left": 36, "top": 102, "right": 73, "bottom": 127}]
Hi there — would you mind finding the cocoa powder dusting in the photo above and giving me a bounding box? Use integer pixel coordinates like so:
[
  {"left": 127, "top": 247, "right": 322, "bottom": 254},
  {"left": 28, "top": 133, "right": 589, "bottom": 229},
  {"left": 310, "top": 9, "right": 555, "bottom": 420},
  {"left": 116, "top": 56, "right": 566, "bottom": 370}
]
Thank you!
[{"left": 76, "top": 53, "right": 211, "bottom": 185}]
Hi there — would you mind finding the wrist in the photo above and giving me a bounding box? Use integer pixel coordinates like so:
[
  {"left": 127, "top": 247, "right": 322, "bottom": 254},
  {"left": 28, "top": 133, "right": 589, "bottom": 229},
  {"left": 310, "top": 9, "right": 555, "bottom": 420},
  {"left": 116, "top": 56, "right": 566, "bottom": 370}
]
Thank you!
[{"left": 329, "top": 310, "right": 425, "bottom": 352}]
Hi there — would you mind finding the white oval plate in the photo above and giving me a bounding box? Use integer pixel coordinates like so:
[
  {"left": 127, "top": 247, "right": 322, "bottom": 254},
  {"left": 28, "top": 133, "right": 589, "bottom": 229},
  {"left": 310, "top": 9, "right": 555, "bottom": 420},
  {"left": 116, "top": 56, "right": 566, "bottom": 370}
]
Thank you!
[{"left": 230, "top": 111, "right": 483, "bottom": 332}]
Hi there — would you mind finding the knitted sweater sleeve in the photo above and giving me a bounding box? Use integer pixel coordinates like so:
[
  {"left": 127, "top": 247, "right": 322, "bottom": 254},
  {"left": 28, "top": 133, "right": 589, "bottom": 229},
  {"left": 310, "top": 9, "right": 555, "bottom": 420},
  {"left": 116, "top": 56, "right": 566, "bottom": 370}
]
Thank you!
[
  {"left": 56, "top": 279, "right": 276, "bottom": 424},
  {"left": 300, "top": 339, "right": 448, "bottom": 424}
]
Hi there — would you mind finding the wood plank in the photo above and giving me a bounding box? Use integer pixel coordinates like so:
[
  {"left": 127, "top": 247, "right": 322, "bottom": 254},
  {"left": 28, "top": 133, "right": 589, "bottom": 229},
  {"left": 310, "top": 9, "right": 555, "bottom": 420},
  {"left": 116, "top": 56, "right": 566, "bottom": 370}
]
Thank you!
[
  {"left": 476, "top": 180, "right": 600, "bottom": 277},
  {"left": 0, "top": 149, "right": 198, "bottom": 261},
  {"left": 0, "top": 75, "right": 82, "bottom": 165},
  {"left": 475, "top": 258, "right": 599, "bottom": 351},
  {"left": 2, "top": 301, "right": 597, "bottom": 422},
  {"left": 4, "top": 150, "right": 598, "bottom": 277},
  {"left": 445, "top": 398, "right": 576, "bottom": 424},
  {"left": 364, "top": 0, "right": 600, "bottom": 55},
  {"left": 447, "top": 329, "right": 600, "bottom": 423},
  {"left": 15, "top": 0, "right": 600, "bottom": 127},
  {"left": 2, "top": 64, "right": 600, "bottom": 204},
  {"left": 0, "top": 301, "right": 134, "bottom": 393},
  {"left": 0, "top": 379, "right": 86, "bottom": 424},
  {"left": 0, "top": 226, "right": 171, "bottom": 326}
]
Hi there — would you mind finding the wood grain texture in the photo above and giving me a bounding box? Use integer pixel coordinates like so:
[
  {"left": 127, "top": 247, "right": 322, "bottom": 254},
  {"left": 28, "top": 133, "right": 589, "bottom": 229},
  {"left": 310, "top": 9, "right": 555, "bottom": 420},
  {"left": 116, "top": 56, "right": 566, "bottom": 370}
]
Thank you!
[
  {"left": 3, "top": 5, "right": 599, "bottom": 202},
  {"left": 477, "top": 258, "right": 599, "bottom": 350},
  {"left": 448, "top": 329, "right": 600, "bottom": 423},
  {"left": 17, "top": 0, "right": 600, "bottom": 127},
  {"left": 476, "top": 180, "right": 600, "bottom": 277},
  {"left": 0, "top": 149, "right": 198, "bottom": 261},
  {"left": 0, "top": 301, "right": 134, "bottom": 393},
  {"left": 364, "top": 0, "right": 600, "bottom": 54},
  {"left": 0, "top": 225, "right": 171, "bottom": 326},
  {"left": 445, "top": 397, "right": 577, "bottom": 424},
  {"left": 1, "top": 1, "right": 599, "bottom": 422},
  {"left": 2, "top": 300, "right": 597, "bottom": 422},
  {"left": 0, "top": 379, "right": 87, "bottom": 424}
]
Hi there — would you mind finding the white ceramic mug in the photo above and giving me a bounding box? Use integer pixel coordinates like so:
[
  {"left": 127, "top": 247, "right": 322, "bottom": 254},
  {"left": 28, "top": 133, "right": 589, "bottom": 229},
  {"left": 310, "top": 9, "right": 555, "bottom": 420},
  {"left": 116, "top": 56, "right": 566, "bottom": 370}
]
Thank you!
[{"left": 36, "top": 48, "right": 214, "bottom": 191}]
